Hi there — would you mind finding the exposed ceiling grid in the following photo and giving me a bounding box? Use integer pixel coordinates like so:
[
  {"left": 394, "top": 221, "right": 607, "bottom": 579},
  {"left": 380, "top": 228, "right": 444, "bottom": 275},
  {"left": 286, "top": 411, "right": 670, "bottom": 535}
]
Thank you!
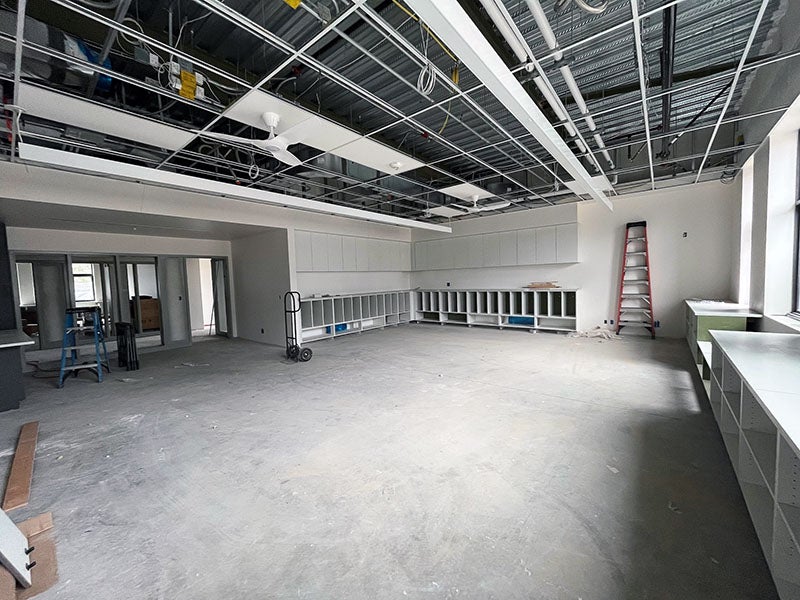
[{"left": 0, "top": 0, "right": 790, "bottom": 223}]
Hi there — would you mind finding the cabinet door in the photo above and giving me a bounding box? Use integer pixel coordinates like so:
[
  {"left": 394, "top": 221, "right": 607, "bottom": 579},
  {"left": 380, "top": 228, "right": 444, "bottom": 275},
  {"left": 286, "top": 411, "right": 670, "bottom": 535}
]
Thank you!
[
  {"left": 398, "top": 242, "right": 412, "bottom": 271},
  {"left": 367, "top": 239, "right": 382, "bottom": 271},
  {"left": 438, "top": 238, "right": 455, "bottom": 270},
  {"left": 311, "top": 232, "right": 329, "bottom": 271},
  {"left": 356, "top": 237, "right": 370, "bottom": 271},
  {"left": 341, "top": 235, "right": 357, "bottom": 271},
  {"left": 483, "top": 233, "right": 501, "bottom": 267},
  {"left": 452, "top": 236, "right": 470, "bottom": 269},
  {"left": 556, "top": 223, "right": 578, "bottom": 263},
  {"left": 499, "top": 231, "right": 517, "bottom": 266},
  {"left": 327, "top": 234, "right": 343, "bottom": 272},
  {"left": 414, "top": 241, "right": 427, "bottom": 270},
  {"left": 517, "top": 228, "right": 536, "bottom": 265},
  {"left": 467, "top": 235, "right": 483, "bottom": 267},
  {"left": 295, "top": 230, "right": 313, "bottom": 272},
  {"left": 535, "top": 226, "right": 557, "bottom": 264}
]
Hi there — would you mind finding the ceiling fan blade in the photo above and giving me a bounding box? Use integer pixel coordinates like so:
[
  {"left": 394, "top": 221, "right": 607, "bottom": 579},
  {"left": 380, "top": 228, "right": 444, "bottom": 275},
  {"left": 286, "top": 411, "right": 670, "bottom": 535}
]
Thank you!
[
  {"left": 277, "top": 116, "right": 320, "bottom": 146},
  {"left": 194, "top": 130, "right": 260, "bottom": 148},
  {"left": 269, "top": 148, "right": 303, "bottom": 167}
]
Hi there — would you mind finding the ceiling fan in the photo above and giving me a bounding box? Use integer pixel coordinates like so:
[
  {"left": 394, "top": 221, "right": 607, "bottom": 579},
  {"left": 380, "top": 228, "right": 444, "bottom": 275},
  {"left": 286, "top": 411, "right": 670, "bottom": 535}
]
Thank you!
[
  {"left": 195, "top": 112, "right": 317, "bottom": 167},
  {"left": 452, "top": 195, "right": 511, "bottom": 213}
]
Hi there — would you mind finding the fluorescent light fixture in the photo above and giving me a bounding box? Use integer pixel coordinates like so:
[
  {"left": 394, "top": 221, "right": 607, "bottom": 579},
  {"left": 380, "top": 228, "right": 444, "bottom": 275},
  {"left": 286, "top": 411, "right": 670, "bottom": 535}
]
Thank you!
[
  {"left": 428, "top": 206, "right": 464, "bottom": 218},
  {"left": 406, "top": 0, "right": 612, "bottom": 210},
  {"left": 17, "top": 143, "right": 451, "bottom": 233},
  {"left": 438, "top": 182, "right": 493, "bottom": 201},
  {"left": 18, "top": 83, "right": 194, "bottom": 151},
  {"left": 565, "top": 174, "right": 614, "bottom": 196}
]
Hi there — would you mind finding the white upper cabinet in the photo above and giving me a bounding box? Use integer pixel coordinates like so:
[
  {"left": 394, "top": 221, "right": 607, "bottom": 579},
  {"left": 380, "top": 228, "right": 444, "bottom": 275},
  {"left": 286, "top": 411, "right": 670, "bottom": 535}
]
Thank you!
[
  {"left": 467, "top": 235, "right": 483, "bottom": 267},
  {"left": 483, "top": 233, "right": 501, "bottom": 267},
  {"left": 517, "top": 228, "right": 536, "bottom": 265},
  {"left": 499, "top": 231, "right": 517, "bottom": 266},
  {"left": 452, "top": 236, "right": 470, "bottom": 269},
  {"left": 295, "top": 230, "right": 313, "bottom": 272},
  {"left": 356, "top": 237, "right": 370, "bottom": 272},
  {"left": 535, "top": 226, "right": 557, "bottom": 264},
  {"left": 311, "top": 232, "right": 329, "bottom": 271},
  {"left": 556, "top": 223, "right": 579, "bottom": 263},
  {"left": 341, "top": 235, "right": 357, "bottom": 271},
  {"left": 295, "top": 231, "right": 412, "bottom": 272},
  {"left": 327, "top": 234, "right": 343, "bottom": 272}
]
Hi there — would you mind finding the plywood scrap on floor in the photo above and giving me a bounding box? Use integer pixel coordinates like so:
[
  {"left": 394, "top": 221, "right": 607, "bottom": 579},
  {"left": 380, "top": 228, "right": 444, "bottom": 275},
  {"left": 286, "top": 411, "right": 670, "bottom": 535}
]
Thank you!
[
  {"left": 0, "top": 514, "right": 57, "bottom": 600},
  {"left": 2, "top": 423, "right": 39, "bottom": 512}
]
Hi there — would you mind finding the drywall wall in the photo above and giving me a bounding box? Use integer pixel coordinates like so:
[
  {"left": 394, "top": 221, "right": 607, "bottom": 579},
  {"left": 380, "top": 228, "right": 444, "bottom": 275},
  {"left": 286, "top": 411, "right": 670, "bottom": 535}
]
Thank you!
[
  {"left": 186, "top": 258, "right": 204, "bottom": 331},
  {"left": 748, "top": 132, "right": 797, "bottom": 315},
  {"left": 231, "top": 229, "right": 292, "bottom": 347},
  {"left": 412, "top": 182, "right": 738, "bottom": 337},
  {"left": 6, "top": 227, "right": 231, "bottom": 257}
]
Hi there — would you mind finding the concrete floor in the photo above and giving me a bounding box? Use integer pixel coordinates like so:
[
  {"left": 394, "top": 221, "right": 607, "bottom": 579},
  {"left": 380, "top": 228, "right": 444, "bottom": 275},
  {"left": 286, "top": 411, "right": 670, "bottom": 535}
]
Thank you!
[{"left": 0, "top": 325, "right": 777, "bottom": 599}]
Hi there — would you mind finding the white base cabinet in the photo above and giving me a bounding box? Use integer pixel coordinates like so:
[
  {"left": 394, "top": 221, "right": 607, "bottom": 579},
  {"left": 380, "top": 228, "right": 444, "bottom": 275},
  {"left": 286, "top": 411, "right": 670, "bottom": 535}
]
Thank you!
[
  {"left": 708, "top": 331, "right": 800, "bottom": 599},
  {"left": 300, "top": 291, "right": 412, "bottom": 343},
  {"left": 414, "top": 288, "right": 577, "bottom": 332}
]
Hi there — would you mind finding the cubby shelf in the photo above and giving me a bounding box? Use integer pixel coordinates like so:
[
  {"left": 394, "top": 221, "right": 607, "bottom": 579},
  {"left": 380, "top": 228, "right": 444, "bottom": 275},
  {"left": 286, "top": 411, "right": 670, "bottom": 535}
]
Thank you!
[
  {"left": 413, "top": 288, "right": 577, "bottom": 333},
  {"left": 706, "top": 331, "right": 800, "bottom": 599},
  {"left": 300, "top": 291, "right": 411, "bottom": 343}
]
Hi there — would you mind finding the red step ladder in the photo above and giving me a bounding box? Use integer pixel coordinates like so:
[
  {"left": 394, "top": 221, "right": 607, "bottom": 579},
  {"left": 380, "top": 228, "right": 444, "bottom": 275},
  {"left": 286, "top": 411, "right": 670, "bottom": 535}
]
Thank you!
[{"left": 615, "top": 221, "right": 655, "bottom": 338}]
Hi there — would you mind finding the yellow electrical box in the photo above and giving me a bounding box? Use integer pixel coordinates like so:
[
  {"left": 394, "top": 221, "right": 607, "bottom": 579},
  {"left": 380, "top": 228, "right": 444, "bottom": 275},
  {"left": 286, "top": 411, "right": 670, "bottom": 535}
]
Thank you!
[
  {"left": 179, "top": 70, "right": 197, "bottom": 100},
  {"left": 283, "top": 0, "right": 301, "bottom": 8}
]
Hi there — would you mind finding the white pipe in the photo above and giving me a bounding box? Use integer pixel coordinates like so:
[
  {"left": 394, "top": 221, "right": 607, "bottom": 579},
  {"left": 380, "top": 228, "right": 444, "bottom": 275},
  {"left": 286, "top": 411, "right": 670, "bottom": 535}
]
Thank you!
[
  {"left": 525, "top": 0, "right": 562, "bottom": 60},
  {"left": 529, "top": 0, "right": 615, "bottom": 169},
  {"left": 478, "top": 0, "right": 529, "bottom": 64}
]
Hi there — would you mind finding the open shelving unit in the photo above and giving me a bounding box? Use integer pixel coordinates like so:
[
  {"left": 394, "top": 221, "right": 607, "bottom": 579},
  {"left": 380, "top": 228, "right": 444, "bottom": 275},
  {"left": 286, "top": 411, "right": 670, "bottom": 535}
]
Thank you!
[
  {"left": 708, "top": 331, "right": 800, "bottom": 599},
  {"left": 299, "top": 291, "right": 412, "bottom": 343},
  {"left": 414, "top": 288, "right": 577, "bottom": 332}
]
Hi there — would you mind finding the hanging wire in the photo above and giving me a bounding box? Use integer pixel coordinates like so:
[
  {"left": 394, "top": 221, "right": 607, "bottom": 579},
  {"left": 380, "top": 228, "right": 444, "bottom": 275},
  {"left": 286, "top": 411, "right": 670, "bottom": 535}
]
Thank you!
[{"left": 416, "top": 22, "right": 437, "bottom": 96}]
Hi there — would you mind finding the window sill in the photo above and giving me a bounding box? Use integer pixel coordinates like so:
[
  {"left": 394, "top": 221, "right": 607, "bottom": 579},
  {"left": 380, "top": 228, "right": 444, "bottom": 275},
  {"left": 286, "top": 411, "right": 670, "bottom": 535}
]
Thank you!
[{"left": 762, "top": 315, "right": 800, "bottom": 334}]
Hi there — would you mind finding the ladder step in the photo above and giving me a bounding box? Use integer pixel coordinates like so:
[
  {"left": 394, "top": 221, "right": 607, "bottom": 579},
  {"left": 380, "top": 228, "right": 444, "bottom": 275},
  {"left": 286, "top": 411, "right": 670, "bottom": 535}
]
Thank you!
[
  {"left": 65, "top": 326, "right": 95, "bottom": 332},
  {"left": 627, "top": 236, "right": 646, "bottom": 241},
  {"left": 620, "top": 307, "right": 651, "bottom": 312},
  {"left": 618, "top": 321, "right": 652, "bottom": 327},
  {"left": 60, "top": 363, "right": 108, "bottom": 372},
  {"left": 625, "top": 251, "right": 647, "bottom": 256},
  {"left": 624, "top": 266, "right": 648, "bottom": 270},
  {"left": 621, "top": 294, "right": 650, "bottom": 298}
]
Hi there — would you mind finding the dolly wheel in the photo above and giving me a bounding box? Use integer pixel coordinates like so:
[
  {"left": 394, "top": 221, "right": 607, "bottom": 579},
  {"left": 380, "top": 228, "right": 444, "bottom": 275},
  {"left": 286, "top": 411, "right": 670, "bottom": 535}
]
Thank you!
[
  {"left": 299, "top": 347, "right": 313, "bottom": 362},
  {"left": 287, "top": 345, "right": 300, "bottom": 360}
]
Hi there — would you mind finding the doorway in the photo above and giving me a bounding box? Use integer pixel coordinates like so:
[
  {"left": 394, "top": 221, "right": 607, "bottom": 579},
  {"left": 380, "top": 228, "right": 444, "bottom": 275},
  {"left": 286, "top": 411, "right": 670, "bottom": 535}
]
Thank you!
[
  {"left": 186, "top": 257, "right": 231, "bottom": 338},
  {"left": 15, "top": 259, "right": 68, "bottom": 350}
]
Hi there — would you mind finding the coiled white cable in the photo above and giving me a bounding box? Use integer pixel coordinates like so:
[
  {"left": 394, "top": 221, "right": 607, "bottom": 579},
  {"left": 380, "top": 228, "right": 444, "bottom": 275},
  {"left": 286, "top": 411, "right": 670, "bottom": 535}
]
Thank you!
[{"left": 417, "top": 60, "right": 436, "bottom": 96}]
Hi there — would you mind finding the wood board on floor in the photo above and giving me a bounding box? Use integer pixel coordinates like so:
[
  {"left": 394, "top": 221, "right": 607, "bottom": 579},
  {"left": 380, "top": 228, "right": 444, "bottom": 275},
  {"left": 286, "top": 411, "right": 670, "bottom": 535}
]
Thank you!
[{"left": 2, "top": 423, "right": 39, "bottom": 512}]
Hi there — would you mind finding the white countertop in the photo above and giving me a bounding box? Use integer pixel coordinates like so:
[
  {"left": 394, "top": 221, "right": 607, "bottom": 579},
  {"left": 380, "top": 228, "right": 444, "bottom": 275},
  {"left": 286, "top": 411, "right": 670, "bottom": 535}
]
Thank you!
[
  {"left": 710, "top": 330, "right": 800, "bottom": 454},
  {"left": 0, "top": 329, "right": 35, "bottom": 349},
  {"left": 685, "top": 300, "right": 761, "bottom": 318}
]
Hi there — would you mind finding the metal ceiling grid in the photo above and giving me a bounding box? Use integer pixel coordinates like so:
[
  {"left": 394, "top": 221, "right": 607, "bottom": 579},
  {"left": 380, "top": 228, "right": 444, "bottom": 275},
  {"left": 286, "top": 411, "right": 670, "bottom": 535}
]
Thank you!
[{"left": 0, "top": 0, "right": 790, "bottom": 224}]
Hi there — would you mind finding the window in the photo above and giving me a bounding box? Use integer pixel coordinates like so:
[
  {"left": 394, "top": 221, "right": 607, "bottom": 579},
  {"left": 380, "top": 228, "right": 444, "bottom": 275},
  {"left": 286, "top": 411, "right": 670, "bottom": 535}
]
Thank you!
[{"left": 72, "top": 263, "right": 96, "bottom": 302}]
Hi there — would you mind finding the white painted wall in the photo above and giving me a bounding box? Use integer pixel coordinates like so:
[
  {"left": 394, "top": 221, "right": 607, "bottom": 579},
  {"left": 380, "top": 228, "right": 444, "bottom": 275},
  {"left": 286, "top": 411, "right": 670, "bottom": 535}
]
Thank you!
[
  {"left": 186, "top": 258, "right": 204, "bottom": 330},
  {"left": 231, "top": 229, "right": 292, "bottom": 347},
  {"left": 737, "top": 159, "right": 754, "bottom": 304},
  {"left": 412, "top": 183, "right": 738, "bottom": 338},
  {"left": 747, "top": 132, "right": 798, "bottom": 315},
  {"left": 6, "top": 227, "right": 231, "bottom": 257}
]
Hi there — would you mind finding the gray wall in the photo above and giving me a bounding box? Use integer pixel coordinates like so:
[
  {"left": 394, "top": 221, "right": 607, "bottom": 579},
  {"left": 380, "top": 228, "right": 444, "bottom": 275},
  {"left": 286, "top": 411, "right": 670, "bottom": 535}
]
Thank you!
[{"left": 232, "top": 229, "right": 292, "bottom": 347}]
